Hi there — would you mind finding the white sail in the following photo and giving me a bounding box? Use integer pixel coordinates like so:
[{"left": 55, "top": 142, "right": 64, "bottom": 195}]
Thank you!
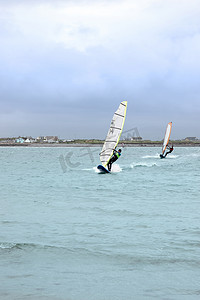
[
  {"left": 162, "top": 122, "right": 172, "bottom": 154},
  {"left": 100, "top": 101, "right": 127, "bottom": 167}
]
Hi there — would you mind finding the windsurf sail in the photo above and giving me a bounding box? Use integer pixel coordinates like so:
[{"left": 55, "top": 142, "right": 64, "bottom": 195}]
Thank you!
[
  {"left": 162, "top": 122, "right": 172, "bottom": 155},
  {"left": 100, "top": 101, "right": 127, "bottom": 167}
]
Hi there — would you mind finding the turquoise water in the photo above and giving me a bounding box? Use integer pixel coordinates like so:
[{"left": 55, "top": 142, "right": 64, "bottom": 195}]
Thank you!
[{"left": 0, "top": 146, "right": 200, "bottom": 300}]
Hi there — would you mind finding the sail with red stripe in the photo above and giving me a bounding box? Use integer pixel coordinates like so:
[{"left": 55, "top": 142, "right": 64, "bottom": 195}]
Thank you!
[{"left": 162, "top": 122, "right": 172, "bottom": 155}]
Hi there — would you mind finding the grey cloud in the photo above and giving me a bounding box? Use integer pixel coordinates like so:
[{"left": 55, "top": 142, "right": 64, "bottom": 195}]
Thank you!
[{"left": 0, "top": 0, "right": 200, "bottom": 139}]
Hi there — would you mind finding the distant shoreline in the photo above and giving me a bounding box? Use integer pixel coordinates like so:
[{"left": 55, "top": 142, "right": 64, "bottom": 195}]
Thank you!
[{"left": 0, "top": 142, "right": 200, "bottom": 147}]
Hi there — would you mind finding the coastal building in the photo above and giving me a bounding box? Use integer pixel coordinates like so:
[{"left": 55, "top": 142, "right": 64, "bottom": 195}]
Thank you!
[
  {"left": 35, "top": 136, "right": 59, "bottom": 143},
  {"left": 15, "top": 137, "right": 25, "bottom": 143},
  {"left": 24, "top": 138, "right": 35, "bottom": 143},
  {"left": 36, "top": 136, "right": 44, "bottom": 142},
  {"left": 44, "top": 136, "right": 59, "bottom": 143},
  {"left": 184, "top": 137, "right": 197, "bottom": 141}
]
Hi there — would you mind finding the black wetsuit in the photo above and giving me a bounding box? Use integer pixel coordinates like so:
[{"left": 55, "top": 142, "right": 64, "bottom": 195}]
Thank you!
[
  {"left": 107, "top": 150, "right": 121, "bottom": 171},
  {"left": 160, "top": 146, "right": 173, "bottom": 159},
  {"left": 165, "top": 146, "right": 173, "bottom": 157}
]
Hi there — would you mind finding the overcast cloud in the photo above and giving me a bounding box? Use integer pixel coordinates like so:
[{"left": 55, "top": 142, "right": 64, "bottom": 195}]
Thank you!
[{"left": 0, "top": 0, "right": 200, "bottom": 139}]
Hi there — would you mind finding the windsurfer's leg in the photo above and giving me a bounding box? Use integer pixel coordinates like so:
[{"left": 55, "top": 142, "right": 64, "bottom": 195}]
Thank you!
[
  {"left": 110, "top": 157, "right": 118, "bottom": 170},
  {"left": 164, "top": 151, "right": 169, "bottom": 157},
  {"left": 108, "top": 156, "right": 117, "bottom": 171},
  {"left": 112, "top": 157, "right": 118, "bottom": 163}
]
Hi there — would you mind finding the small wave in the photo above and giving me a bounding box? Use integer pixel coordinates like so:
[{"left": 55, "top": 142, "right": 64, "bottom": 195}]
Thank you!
[
  {"left": 0, "top": 242, "right": 51, "bottom": 251},
  {"left": 0, "top": 242, "right": 108, "bottom": 259},
  {"left": 142, "top": 154, "right": 160, "bottom": 159},
  {"left": 143, "top": 154, "right": 179, "bottom": 159},
  {"left": 0, "top": 242, "right": 78, "bottom": 253},
  {"left": 130, "top": 162, "right": 158, "bottom": 168},
  {"left": 94, "top": 167, "right": 101, "bottom": 173},
  {"left": 94, "top": 166, "right": 111, "bottom": 173},
  {"left": 0, "top": 242, "right": 50, "bottom": 251},
  {"left": 110, "top": 164, "right": 122, "bottom": 173},
  {"left": 166, "top": 154, "right": 179, "bottom": 159},
  {"left": 91, "top": 207, "right": 144, "bottom": 217},
  {"left": 185, "top": 153, "right": 200, "bottom": 158},
  {"left": 1, "top": 242, "right": 200, "bottom": 268},
  {"left": 0, "top": 242, "right": 18, "bottom": 249}
]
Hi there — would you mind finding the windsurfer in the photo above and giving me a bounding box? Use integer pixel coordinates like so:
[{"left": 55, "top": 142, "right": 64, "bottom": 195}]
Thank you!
[
  {"left": 160, "top": 145, "right": 174, "bottom": 159},
  {"left": 164, "top": 145, "right": 173, "bottom": 157},
  {"left": 107, "top": 149, "right": 121, "bottom": 171}
]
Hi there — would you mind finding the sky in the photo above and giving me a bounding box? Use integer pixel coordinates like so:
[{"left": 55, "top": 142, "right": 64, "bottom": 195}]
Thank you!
[{"left": 0, "top": 0, "right": 200, "bottom": 140}]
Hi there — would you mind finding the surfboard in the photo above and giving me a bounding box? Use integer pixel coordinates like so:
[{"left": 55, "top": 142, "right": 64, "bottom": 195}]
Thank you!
[{"left": 97, "top": 165, "right": 110, "bottom": 174}]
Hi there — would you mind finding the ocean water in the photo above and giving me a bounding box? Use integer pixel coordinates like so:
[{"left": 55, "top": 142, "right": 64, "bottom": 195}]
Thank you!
[{"left": 0, "top": 146, "right": 200, "bottom": 300}]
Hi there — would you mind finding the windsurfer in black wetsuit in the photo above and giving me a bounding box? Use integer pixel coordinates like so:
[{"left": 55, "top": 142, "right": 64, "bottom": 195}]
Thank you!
[
  {"left": 160, "top": 144, "right": 174, "bottom": 159},
  {"left": 164, "top": 145, "right": 174, "bottom": 157},
  {"left": 107, "top": 149, "right": 121, "bottom": 171}
]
